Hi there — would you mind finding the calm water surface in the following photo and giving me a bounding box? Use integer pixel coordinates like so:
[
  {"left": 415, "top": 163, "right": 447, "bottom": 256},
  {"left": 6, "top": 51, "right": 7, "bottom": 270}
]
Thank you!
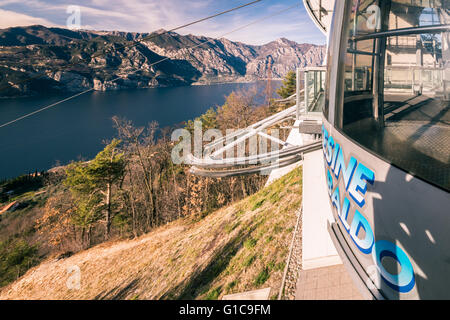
[{"left": 0, "top": 82, "right": 280, "bottom": 179}]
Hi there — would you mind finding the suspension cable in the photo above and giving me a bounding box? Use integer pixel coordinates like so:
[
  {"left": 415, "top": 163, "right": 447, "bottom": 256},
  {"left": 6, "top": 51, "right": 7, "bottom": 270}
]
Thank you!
[
  {"left": 0, "top": 2, "right": 301, "bottom": 129},
  {"left": 0, "top": 0, "right": 263, "bottom": 94}
]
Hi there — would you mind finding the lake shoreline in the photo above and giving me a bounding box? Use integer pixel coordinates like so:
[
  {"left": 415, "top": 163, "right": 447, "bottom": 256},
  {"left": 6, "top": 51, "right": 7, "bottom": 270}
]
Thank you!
[{"left": 0, "top": 78, "right": 283, "bottom": 100}]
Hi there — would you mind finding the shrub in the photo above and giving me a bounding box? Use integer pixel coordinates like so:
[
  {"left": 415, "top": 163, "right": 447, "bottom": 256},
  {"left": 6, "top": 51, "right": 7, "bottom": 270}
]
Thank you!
[
  {"left": 242, "top": 254, "right": 256, "bottom": 267},
  {"left": 205, "top": 286, "right": 222, "bottom": 300},
  {"left": 243, "top": 238, "right": 257, "bottom": 249},
  {"left": 251, "top": 199, "right": 265, "bottom": 211},
  {"left": 0, "top": 238, "right": 39, "bottom": 287},
  {"left": 254, "top": 267, "right": 270, "bottom": 286}
]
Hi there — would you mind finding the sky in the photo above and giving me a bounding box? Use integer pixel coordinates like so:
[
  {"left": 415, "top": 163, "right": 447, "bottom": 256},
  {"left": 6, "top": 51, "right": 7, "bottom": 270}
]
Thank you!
[{"left": 0, "top": 0, "right": 326, "bottom": 45}]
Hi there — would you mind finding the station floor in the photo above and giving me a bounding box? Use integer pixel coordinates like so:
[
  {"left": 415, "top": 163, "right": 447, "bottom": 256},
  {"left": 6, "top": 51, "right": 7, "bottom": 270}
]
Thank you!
[
  {"left": 344, "top": 94, "right": 450, "bottom": 190},
  {"left": 295, "top": 264, "right": 363, "bottom": 300}
]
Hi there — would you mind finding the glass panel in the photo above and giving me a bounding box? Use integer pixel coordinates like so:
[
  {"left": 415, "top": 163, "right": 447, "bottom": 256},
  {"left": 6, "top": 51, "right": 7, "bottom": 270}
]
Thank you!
[
  {"left": 339, "top": 0, "right": 450, "bottom": 190},
  {"left": 389, "top": 0, "right": 450, "bottom": 29},
  {"left": 323, "top": 1, "right": 343, "bottom": 121},
  {"left": 345, "top": 1, "right": 375, "bottom": 95},
  {"left": 305, "top": 69, "right": 326, "bottom": 113},
  {"left": 344, "top": 48, "right": 374, "bottom": 92},
  {"left": 306, "top": 71, "right": 316, "bottom": 110}
]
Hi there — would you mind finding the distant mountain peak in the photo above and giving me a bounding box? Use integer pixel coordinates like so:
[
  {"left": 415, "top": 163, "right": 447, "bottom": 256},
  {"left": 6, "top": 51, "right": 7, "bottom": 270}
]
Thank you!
[
  {"left": 272, "top": 37, "right": 297, "bottom": 46},
  {"left": 153, "top": 28, "right": 167, "bottom": 34},
  {"left": 276, "top": 37, "right": 289, "bottom": 43}
]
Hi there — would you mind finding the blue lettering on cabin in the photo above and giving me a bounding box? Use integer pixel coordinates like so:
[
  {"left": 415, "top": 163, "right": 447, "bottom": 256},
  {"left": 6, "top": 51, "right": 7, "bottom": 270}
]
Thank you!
[
  {"left": 350, "top": 210, "right": 374, "bottom": 254},
  {"left": 334, "top": 146, "right": 357, "bottom": 191},
  {"left": 339, "top": 197, "right": 351, "bottom": 232},
  {"left": 321, "top": 124, "right": 415, "bottom": 293},
  {"left": 325, "top": 135, "right": 334, "bottom": 165},
  {"left": 372, "top": 241, "right": 416, "bottom": 293},
  {"left": 327, "top": 169, "right": 333, "bottom": 196},
  {"left": 348, "top": 163, "right": 375, "bottom": 208}
]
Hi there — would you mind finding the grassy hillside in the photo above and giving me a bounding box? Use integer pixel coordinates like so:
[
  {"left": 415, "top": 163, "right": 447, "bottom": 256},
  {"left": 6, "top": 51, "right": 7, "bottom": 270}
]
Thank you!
[
  {"left": 0, "top": 174, "right": 50, "bottom": 287},
  {"left": 0, "top": 167, "right": 302, "bottom": 300}
]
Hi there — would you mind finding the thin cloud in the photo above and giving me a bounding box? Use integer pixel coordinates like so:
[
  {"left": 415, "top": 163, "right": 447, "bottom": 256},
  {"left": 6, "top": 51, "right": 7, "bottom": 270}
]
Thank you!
[
  {"left": 0, "top": 0, "right": 326, "bottom": 45},
  {"left": 0, "top": 8, "right": 59, "bottom": 28}
]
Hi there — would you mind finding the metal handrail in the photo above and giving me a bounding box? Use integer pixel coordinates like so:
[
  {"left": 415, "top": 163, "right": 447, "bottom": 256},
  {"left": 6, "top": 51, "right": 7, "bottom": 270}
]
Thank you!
[
  {"left": 188, "top": 141, "right": 322, "bottom": 169},
  {"left": 352, "top": 24, "right": 450, "bottom": 41},
  {"left": 190, "top": 154, "right": 302, "bottom": 177},
  {"left": 189, "top": 140, "right": 322, "bottom": 177},
  {"left": 204, "top": 89, "right": 305, "bottom": 154}
]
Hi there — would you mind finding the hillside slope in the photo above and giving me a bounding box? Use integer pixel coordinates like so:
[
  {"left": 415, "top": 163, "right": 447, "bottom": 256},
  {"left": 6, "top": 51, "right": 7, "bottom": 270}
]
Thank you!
[{"left": 0, "top": 167, "right": 302, "bottom": 300}]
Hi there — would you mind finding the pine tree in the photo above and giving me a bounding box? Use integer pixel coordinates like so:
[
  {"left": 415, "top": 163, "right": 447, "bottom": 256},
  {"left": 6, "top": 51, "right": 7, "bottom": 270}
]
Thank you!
[
  {"left": 65, "top": 139, "right": 126, "bottom": 243},
  {"left": 185, "top": 107, "right": 218, "bottom": 132},
  {"left": 277, "top": 70, "right": 297, "bottom": 99}
]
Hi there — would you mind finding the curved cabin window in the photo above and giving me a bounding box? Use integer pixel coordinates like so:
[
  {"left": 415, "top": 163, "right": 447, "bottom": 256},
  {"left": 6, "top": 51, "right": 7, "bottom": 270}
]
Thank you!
[{"left": 339, "top": 0, "right": 450, "bottom": 191}]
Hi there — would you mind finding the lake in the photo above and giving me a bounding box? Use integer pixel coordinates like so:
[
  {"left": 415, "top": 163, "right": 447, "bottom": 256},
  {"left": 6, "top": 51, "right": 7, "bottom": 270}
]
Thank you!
[{"left": 0, "top": 81, "right": 281, "bottom": 180}]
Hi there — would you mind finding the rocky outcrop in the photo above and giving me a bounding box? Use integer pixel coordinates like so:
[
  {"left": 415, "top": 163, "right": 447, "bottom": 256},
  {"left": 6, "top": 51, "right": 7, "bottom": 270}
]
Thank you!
[{"left": 0, "top": 25, "right": 325, "bottom": 97}]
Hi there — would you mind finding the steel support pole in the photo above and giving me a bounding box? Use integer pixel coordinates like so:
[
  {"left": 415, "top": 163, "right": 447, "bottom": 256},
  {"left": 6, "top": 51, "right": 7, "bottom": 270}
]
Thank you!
[
  {"left": 304, "top": 71, "right": 309, "bottom": 115},
  {"left": 296, "top": 67, "right": 301, "bottom": 120}
]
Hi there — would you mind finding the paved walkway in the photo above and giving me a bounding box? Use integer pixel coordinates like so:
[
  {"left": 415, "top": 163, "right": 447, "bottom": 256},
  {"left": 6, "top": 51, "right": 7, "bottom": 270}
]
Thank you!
[{"left": 295, "top": 264, "right": 363, "bottom": 300}]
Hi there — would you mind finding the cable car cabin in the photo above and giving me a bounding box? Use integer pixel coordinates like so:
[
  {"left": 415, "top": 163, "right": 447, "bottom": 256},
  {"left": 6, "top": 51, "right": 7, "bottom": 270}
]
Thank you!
[{"left": 321, "top": 0, "right": 450, "bottom": 299}]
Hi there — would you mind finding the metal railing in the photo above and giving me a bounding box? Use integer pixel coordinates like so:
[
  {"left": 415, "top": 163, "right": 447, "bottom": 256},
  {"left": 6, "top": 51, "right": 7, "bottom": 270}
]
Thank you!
[
  {"left": 188, "top": 67, "right": 327, "bottom": 177},
  {"left": 303, "top": 67, "right": 327, "bottom": 115},
  {"left": 190, "top": 141, "right": 322, "bottom": 177}
]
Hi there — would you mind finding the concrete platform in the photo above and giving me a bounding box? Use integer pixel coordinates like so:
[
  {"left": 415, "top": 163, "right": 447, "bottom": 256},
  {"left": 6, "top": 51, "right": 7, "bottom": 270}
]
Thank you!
[
  {"left": 266, "top": 120, "right": 304, "bottom": 186},
  {"left": 301, "top": 149, "right": 341, "bottom": 270},
  {"left": 295, "top": 265, "right": 363, "bottom": 300},
  {"left": 222, "top": 287, "right": 271, "bottom": 300}
]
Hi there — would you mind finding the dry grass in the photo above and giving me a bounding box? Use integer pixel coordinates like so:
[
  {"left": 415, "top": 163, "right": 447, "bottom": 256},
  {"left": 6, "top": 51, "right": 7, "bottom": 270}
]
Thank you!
[{"left": 0, "top": 167, "right": 302, "bottom": 300}]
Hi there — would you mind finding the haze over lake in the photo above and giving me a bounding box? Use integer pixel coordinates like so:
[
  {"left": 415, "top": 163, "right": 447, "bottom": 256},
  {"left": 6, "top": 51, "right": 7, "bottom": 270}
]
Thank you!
[{"left": 0, "top": 82, "right": 281, "bottom": 179}]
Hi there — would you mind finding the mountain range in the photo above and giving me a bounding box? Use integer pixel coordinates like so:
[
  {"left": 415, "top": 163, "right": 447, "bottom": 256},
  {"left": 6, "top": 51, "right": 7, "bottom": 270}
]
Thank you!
[{"left": 0, "top": 25, "right": 326, "bottom": 97}]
